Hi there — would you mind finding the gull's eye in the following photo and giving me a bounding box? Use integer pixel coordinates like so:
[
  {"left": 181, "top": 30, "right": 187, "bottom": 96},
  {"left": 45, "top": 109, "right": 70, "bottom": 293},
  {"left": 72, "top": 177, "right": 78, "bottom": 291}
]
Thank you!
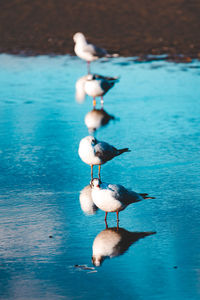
[{"left": 91, "top": 138, "right": 96, "bottom": 145}]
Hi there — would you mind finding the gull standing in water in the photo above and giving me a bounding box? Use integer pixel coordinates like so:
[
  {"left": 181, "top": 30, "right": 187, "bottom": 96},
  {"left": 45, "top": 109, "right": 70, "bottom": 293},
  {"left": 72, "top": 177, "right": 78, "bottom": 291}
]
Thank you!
[
  {"left": 73, "top": 32, "right": 118, "bottom": 73},
  {"left": 84, "top": 74, "right": 119, "bottom": 108},
  {"left": 90, "top": 178, "right": 155, "bottom": 222},
  {"left": 78, "top": 136, "right": 130, "bottom": 179}
]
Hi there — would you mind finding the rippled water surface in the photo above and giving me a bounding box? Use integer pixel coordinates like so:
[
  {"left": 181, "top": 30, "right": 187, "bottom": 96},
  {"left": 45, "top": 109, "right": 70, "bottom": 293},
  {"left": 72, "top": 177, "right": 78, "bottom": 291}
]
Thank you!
[{"left": 0, "top": 54, "right": 200, "bottom": 299}]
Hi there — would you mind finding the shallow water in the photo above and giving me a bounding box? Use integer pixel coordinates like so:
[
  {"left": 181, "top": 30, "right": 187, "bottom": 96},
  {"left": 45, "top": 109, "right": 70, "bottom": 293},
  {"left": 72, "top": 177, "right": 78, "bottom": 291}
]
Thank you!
[{"left": 0, "top": 54, "right": 200, "bottom": 300}]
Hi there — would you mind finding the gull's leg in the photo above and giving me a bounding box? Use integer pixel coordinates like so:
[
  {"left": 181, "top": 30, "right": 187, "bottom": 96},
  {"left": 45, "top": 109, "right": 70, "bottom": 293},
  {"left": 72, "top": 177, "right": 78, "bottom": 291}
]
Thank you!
[
  {"left": 105, "top": 212, "right": 108, "bottom": 222},
  {"left": 116, "top": 211, "right": 119, "bottom": 222},
  {"left": 91, "top": 165, "right": 93, "bottom": 179},
  {"left": 98, "top": 165, "right": 101, "bottom": 179},
  {"left": 116, "top": 211, "right": 119, "bottom": 230},
  {"left": 87, "top": 61, "right": 91, "bottom": 74},
  {"left": 100, "top": 96, "right": 104, "bottom": 109},
  {"left": 105, "top": 219, "right": 108, "bottom": 229},
  {"left": 93, "top": 97, "right": 96, "bottom": 109}
]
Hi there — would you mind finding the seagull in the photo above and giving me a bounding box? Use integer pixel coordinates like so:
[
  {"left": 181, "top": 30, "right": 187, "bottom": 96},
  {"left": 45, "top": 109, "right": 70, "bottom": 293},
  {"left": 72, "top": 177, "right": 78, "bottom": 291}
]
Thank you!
[
  {"left": 84, "top": 74, "right": 119, "bottom": 108},
  {"left": 90, "top": 178, "right": 155, "bottom": 221},
  {"left": 78, "top": 136, "right": 130, "bottom": 179},
  {"left": 79, "top": 185, "right": 99, "bottom": 215},
  {"left": 73, "top": 32, "right": 118, "bottom": 73},
  {"left": 84, "top": 108, "right": 115, "bottom": 133},
  {"left": 92, "top": 227, "right": 156, "bottom": 266}
]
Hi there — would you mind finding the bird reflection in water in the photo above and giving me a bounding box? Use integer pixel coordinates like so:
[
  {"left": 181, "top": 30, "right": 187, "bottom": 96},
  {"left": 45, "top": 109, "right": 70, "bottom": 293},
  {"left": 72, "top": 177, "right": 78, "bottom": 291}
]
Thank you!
[
  {"left": 79, "top": 185, "right": 99, "bottom": 215},
  {"left": 75, "top": 75, "right": 88, "bottom": 103},
  {"left": 85, "top": 108, "right": 116, "bottom": 133},
  {"left": 92, "top": 227, "right": 156, "bottom": 266}
]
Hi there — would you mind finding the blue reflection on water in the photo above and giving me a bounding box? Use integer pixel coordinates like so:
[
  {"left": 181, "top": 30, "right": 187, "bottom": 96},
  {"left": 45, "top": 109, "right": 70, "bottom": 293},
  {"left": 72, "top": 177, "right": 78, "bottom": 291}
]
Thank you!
[{"left": 0, "top": 54, "right": 200, "bottom": 299}]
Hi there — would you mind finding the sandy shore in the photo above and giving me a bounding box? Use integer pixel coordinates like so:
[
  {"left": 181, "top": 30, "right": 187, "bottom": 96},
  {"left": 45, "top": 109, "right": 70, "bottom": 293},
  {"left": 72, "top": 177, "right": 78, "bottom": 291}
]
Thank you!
[{"left": 0, "top": 0, "right": 199, "bottom": 60}]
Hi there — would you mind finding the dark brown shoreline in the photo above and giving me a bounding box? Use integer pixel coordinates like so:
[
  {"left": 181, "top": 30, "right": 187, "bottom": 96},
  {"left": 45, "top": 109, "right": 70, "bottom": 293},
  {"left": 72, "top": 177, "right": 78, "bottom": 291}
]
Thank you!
[{"left": 0, "top": 0, "right": 200, "bottom": 61}]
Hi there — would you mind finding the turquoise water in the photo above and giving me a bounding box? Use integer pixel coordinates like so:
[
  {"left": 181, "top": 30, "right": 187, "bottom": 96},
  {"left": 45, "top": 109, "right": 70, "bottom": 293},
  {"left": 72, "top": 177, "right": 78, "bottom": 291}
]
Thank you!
[{"left": 0, "top": 54, "right": 200, "bottom": 299}]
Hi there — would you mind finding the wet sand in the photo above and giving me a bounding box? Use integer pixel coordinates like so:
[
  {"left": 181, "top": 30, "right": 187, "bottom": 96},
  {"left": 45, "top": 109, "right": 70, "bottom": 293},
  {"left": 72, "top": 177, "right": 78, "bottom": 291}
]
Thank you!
[{"left": 0, "top": 0, "right": 200, "bottom": 60}]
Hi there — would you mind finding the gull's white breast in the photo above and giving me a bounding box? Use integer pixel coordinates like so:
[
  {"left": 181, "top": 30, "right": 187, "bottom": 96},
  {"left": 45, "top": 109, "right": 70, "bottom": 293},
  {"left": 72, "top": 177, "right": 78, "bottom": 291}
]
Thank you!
[
  {"left": 84, "top": 80, "right": 104, "bottom": 97},
  {"left": 78, "top": 140, "right": 101, "bottom": 165},
  {"left": 92, "top": 189, "right": 125, "bottom": 212},
  {"left": 74, "top": 44, "right": 97, "bottom": 62}
]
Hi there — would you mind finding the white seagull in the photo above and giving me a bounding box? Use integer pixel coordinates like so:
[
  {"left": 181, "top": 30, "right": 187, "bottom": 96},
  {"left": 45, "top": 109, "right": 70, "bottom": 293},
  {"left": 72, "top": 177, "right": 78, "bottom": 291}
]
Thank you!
[
  {"left": 92, "top": 227, "right": 156, "bottom": 266},
  {"left": 78, "top": 136, "right": 130, "bottom": 179},
  {"left": 73, "top": 32, "right": 118, "bottom": 73},
  {"left": 90, "top": 178, "right": 155, "bottom": 221},
  {"left": 84, "top": 74, "right": 119, "bottom": 108}
]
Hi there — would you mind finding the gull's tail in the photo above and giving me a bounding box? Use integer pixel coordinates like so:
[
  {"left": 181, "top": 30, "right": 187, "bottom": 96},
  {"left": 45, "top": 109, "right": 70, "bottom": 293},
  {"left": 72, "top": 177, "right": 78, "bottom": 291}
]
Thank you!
[
  {"left": 94, "top": 74, "right": 120, "bottom": 82},
  {"left": 129, "top": 231, "right": 156, "bottom": 242},
  {"left": 117, "top": 148, "right": 131, "bottom": 155},
  {"left": 139, "top": 193, "right": 155, "bottom": 199}
]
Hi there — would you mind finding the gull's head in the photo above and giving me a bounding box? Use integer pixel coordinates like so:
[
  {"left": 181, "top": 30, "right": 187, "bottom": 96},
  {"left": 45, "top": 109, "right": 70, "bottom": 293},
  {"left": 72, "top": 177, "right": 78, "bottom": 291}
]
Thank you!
[
  {"left": 73, "top": 32, "right": 86, "bottom": 43},
  {"left": 85, "top": 135, "right": 97, "bottom": 146},
  {"left": 90, "top": 178, "right": 102, "bottom": 189},
  {"left": 79, "top": 136, "right": 97, "bottom": 150},
  {"left": 92, "top": 255, "right": 104, "bottom": 267}
]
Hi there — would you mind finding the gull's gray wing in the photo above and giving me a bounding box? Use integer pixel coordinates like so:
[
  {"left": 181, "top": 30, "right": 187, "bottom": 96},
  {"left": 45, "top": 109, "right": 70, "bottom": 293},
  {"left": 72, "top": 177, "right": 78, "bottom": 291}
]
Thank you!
[
  {"left": 94, "top": 141, "right": 118, "bottom": 163},
  {"left": 82, "top": 43, "right": 107, "bottom": 58},
  {"left": 107, "top": 184, "right": 142, "bottom": 204},
  {"left": 107, "top": 184, "right": 132, "bottom": 203},
  {"left": 93, "top": 74, "right": 119, "bottom": 94},
  {"left": 100, "top": 79, "right": 116, "bottom": 94},
  {"left": 94, "top": 74, "right": 119, "bottom": 81}
]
